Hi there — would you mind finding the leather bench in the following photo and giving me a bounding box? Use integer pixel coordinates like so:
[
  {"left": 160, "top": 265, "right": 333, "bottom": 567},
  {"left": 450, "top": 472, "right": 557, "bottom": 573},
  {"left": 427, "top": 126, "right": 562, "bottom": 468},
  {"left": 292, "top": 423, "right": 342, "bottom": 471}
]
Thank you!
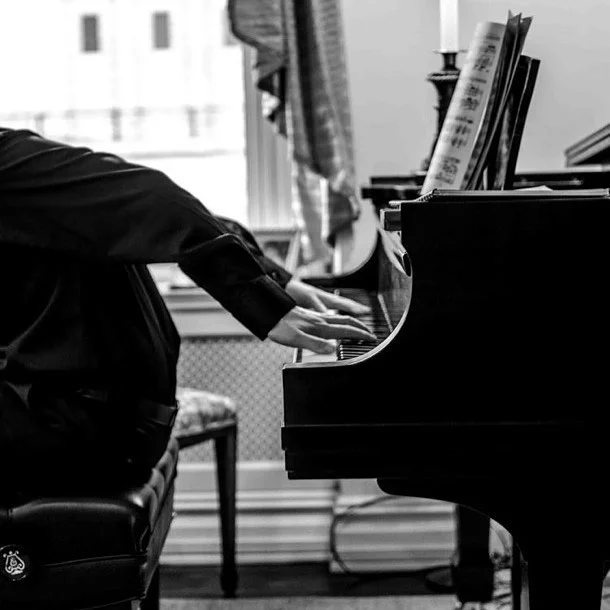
[{"left": 0, "top": 436, "right": 180, "bottom": 610}]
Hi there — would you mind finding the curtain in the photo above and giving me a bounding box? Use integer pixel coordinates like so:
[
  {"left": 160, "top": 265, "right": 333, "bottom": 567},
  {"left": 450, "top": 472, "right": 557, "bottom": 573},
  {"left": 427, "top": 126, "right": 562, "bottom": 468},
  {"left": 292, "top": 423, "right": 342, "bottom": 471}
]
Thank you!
[{"left": 228, "top": 0, "right": 361, "bottom": 265}]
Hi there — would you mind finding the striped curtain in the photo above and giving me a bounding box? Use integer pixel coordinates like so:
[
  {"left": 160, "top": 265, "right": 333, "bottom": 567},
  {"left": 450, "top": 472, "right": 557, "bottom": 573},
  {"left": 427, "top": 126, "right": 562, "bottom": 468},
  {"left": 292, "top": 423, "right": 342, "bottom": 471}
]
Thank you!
[{"left": 228, "top": 0, "right": 361, "bottom": 266}]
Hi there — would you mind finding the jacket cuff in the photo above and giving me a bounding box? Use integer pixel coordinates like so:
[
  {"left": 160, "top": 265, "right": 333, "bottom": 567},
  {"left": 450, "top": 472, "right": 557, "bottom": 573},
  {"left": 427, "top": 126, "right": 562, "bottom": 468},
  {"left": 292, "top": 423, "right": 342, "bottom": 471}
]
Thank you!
[
  {"left": 259, "top": 257, "right": 293, "bottom": 288},
  {"left": 220, "top": 275, "right": 296, "bottom": 340}
]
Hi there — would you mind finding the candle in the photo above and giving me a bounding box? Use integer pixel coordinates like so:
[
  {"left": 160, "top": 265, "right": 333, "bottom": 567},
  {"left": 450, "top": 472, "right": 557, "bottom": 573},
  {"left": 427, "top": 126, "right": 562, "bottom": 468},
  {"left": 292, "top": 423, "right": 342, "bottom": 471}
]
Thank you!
[{"left": 439, "top": 0, "right": 459, "bottom": 52}]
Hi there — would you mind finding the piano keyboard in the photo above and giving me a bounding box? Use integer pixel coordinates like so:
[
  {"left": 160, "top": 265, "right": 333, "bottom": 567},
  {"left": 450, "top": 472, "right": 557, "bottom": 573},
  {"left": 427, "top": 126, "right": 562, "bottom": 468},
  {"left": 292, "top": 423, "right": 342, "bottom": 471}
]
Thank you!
[{"left": 296, "top": 288, "right": 393, "bottom": 363}]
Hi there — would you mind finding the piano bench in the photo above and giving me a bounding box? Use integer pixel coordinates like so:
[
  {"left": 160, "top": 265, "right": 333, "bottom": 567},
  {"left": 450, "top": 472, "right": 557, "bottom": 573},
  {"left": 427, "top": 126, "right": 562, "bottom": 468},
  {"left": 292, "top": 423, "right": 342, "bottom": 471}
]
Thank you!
[
  {"left": 172, "top": 386, "right": 238, "bottom": 598},
  {"left": 0, "top": 436, "right": 180, "bottom": 610}
]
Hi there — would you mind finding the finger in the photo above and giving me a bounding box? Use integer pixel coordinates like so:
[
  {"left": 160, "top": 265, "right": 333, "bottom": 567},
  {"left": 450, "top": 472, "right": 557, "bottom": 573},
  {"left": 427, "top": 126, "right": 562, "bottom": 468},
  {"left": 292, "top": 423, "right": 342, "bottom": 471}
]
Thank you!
[
  {"left": 320, "top": 293, "right": 371, "bottom": 315},
  {"left": 321, "top": 313, "right": 376, "bottom": 336},
  {"left": 311, "top": 322, "right": 377, "bottom": 342},
  {"left": 309, "top": 294, "right": 328, "bottom": 313},
  {"left": 298, "top": 333, "right": 337, "bottom": 355}
]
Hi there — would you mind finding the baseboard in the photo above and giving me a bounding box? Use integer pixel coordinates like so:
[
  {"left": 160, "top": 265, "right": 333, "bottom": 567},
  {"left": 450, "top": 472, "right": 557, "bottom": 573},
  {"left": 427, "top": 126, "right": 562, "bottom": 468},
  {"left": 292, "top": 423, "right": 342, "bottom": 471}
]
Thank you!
[
  {"left": 162, "top": 461, "right": 337, "bottom": 565},
  {"left": 162, "top": 462, "right": 472, "bottom": 572},
  {"left": 329, "top": 480, "right": 456, "bottom": 573}
]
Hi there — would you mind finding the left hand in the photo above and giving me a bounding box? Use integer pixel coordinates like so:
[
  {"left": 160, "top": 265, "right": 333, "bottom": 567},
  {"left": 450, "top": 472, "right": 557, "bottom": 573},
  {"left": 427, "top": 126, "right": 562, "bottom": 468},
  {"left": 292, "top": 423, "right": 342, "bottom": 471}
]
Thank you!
[{"left": 284, "top": 278, "right": 371, "bottom": 315}]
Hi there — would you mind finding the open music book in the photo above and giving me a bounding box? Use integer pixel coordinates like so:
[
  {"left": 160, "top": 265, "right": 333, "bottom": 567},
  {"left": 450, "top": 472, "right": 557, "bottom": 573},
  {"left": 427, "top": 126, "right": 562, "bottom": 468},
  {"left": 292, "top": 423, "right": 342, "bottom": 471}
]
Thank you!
[{"left": 422, "top": 11, "right": 538, "bottom": 193}]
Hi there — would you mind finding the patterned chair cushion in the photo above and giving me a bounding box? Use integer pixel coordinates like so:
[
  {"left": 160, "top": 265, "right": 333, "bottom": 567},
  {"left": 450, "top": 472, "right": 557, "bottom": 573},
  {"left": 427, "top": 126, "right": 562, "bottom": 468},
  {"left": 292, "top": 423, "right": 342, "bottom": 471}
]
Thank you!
[{"left": 172, "top": 386, "right": 237, "bottom": 436}]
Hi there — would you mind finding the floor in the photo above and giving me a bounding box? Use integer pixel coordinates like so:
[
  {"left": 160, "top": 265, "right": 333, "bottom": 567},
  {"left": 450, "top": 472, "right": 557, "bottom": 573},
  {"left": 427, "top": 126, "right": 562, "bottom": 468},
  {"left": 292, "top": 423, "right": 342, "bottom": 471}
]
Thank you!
[
  {"left": 160, "top": 562, "right": 610, "bottom": 609},
  {"left": 159, "top": 597, "right": 456, "bottom": 610},
  {"left": 160, "top": 563, "right": 459, "bottom": 600}
]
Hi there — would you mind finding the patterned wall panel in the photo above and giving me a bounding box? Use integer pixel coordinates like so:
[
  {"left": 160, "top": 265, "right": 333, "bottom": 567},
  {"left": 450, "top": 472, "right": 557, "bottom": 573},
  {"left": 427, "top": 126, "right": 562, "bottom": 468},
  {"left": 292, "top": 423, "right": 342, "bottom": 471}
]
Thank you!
[{"left": 177, "top": 337, "right": 294, "bottom": 462}]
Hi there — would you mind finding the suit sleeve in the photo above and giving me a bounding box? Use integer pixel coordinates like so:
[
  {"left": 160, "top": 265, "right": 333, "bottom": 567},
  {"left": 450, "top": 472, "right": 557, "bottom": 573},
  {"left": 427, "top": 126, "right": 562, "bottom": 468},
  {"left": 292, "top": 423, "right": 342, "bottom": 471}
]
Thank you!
[
  {"left": 0, "top": 128, "right": 295, "bottom": 339},
  {"left": 216, "top": 216, "right": 294, "bottom": 288}
]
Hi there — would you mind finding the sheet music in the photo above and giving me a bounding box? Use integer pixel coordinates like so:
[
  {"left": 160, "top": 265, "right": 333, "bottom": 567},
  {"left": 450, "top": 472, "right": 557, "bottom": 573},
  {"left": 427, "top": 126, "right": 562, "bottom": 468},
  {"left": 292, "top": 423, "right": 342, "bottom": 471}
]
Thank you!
[
  {"left": 422, "top": 21, "right": 506, "bottom": 192},
  {"left": 465, "top": 13, "right": 533, "bottom": 189}
]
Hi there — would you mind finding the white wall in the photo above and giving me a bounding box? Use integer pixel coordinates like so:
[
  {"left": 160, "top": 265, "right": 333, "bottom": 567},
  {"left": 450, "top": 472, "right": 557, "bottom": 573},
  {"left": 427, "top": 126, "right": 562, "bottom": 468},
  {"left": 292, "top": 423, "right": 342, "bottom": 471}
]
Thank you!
[{"left": 341, "top": 0, "right": 610, "bottom": 184}]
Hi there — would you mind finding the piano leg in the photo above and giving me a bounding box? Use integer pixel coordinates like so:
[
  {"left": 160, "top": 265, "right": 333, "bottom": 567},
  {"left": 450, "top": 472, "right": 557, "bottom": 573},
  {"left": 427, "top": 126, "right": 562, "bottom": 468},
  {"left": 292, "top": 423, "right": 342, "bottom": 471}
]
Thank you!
[
  {"left": 511, "top": 540, "right": 524, "bottom": 610},
  {"left": 378, "top": 479, "right": 610, "bottom": 609},
  {"left": 451, "top": 506, "right": 495, "bottom": 604},
  {"left": 518, "top": 540, "right": 607, "bottom": 610},
  {"left": 425, "top": 507, "right": 495, "bottom": 603}
]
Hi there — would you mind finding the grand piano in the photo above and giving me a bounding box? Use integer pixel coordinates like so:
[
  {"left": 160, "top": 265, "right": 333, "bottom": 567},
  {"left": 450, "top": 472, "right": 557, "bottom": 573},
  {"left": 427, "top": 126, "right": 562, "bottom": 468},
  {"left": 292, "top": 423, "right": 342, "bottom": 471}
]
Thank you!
[{"left": 281, "top": 188, "right": 610, "bottom": 609}]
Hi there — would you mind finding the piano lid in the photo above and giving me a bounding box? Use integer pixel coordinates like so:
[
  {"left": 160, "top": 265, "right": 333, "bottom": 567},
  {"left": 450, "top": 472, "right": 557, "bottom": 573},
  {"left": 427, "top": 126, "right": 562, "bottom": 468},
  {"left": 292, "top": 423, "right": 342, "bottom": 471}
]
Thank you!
[{"left": 565, "top": 122, "right": 610, "bottom": 167}]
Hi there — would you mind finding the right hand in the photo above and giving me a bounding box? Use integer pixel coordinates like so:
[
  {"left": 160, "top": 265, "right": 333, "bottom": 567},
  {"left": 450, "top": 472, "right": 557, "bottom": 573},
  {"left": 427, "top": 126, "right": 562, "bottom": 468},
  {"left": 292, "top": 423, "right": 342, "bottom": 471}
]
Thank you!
[{"left": 267, "top": 306, "right": 377, "bottom": 355}]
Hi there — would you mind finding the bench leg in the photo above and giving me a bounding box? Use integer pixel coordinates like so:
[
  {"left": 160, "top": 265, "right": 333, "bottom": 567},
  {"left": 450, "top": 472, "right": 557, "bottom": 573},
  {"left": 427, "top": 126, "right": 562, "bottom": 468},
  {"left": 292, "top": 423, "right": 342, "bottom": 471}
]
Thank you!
[
  {"left": 214, "top": 424, "right": 238, "bottom": 598},
  {"left": 140, "top": 564, "right": 160, "bottom": 610}
]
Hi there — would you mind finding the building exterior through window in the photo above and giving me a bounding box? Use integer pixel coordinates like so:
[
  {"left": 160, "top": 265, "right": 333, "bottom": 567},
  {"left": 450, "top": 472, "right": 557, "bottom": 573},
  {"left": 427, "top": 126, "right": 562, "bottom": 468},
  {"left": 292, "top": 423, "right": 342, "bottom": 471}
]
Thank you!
[
  {"left": 81, "top": 14, "right": 100, "bottom": 53},
  {"left": 0, "top": 0, "right": 294, "bottom": 230},
  {"left": 152, "top": 11, "right": 171, "bottom": 49}
]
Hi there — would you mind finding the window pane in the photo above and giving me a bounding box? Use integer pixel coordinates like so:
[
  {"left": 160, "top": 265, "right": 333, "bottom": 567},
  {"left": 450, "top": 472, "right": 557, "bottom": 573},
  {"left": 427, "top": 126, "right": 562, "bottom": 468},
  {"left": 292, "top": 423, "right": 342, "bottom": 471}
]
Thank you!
[
  {"left": 0, "top": 2, "right": 249, "bottom": 226},
  {"left": 152, "top": 12, "right": 170, "bottom": 49},
  {"left": 81, "top": 15, "right": 99, "bottom": 53}
]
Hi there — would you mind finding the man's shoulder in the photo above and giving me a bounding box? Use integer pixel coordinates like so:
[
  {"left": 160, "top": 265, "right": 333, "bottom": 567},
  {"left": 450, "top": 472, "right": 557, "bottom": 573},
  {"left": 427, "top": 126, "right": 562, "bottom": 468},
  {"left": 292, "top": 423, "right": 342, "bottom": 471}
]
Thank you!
[{"left": 0, "top": 127, "right": 39, "bottom": 141}]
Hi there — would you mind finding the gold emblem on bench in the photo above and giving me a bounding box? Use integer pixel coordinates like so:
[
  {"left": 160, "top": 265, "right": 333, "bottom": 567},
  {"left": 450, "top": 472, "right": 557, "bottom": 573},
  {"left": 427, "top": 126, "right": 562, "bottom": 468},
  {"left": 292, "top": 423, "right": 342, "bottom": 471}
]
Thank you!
[{"left": 0, "top": 546, "right": 30, "bottom": 581}]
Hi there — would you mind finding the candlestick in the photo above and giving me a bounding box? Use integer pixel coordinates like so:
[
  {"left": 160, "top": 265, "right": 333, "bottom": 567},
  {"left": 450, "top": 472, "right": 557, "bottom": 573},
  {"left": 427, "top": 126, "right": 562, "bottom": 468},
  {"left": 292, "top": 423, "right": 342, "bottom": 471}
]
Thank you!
[
  {"left": 420, "top": 51, "right": 461, "bottom": 172},
  {"left": 440, "top": 0, "right": 459, "bottom": 52}
]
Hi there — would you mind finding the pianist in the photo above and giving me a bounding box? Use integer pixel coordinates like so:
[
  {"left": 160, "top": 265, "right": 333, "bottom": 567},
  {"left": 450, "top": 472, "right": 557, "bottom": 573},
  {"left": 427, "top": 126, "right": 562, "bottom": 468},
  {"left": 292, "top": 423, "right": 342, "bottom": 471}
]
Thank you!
[{"left": 0, "top": 127, "right": 375, "bottom": 502}]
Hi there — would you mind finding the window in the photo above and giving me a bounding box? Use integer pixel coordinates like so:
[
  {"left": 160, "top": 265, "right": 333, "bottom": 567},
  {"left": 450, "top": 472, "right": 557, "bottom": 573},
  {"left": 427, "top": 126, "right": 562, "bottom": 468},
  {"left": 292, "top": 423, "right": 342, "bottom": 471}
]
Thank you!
[
  {"left": 242, "top": 48, "right": 292, "bottom": 230},
  {"left": 223, "top": 10, "right": 239, "bottom": 47},
  {"left": 81, "top": 15, "right": 100, "bottom": 53},
  {"left": 152, "top": 12, "right": 171, "bottom": 50},
  {"left": 0, "top": 3, "right": 291, "bottom": 231}
]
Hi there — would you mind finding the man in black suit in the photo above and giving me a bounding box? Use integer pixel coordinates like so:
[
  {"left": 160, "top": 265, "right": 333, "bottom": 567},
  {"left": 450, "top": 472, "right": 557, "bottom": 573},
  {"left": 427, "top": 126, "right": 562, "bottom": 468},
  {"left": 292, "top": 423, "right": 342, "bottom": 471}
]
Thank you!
[{"left": 0, "top": 127, "right": 374, "bottom": 501}]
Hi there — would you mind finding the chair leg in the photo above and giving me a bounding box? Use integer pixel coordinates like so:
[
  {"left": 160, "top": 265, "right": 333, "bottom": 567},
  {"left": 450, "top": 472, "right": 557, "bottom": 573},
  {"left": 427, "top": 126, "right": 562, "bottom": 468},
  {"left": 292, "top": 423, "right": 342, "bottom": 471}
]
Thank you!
[
  {"left": 214, "top": 424, "right": 238, "bottom": 598},
  {"left": 140, "top": 564, "right": 160, "bottom": 610}
]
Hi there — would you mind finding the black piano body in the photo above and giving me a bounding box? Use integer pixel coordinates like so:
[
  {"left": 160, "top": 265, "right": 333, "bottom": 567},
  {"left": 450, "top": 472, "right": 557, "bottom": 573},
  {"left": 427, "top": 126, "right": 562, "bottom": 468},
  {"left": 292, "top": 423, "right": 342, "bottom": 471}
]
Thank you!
[{"left": 281, "top": 190, "right": 610, "bottom": 609}]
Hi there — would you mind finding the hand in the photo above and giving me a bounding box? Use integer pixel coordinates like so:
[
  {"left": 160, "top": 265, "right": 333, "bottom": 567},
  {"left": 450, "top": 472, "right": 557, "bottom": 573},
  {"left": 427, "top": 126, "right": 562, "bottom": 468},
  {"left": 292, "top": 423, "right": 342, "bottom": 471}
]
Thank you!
[
  {"left": 284, "top": 278, "right": 371, "bottom": 316},
  {"left": 267, "top": 306, "right": 377, "bottom": 355}
]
